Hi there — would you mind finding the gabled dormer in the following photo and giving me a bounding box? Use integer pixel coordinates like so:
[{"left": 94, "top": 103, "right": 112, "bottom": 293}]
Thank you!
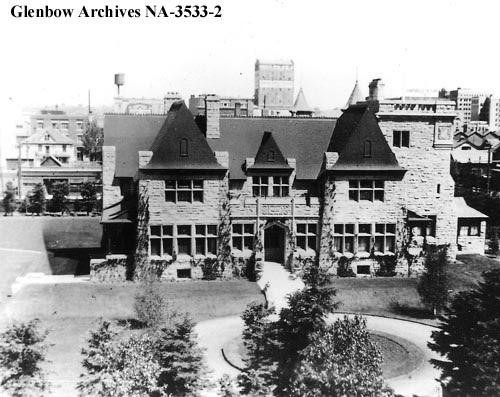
[{"left": 247, "top": 131, "right": 293, "bottom": 197}]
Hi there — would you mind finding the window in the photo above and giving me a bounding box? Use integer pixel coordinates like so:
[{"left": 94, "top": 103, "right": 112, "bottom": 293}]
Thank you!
[
  {"left": 60, "top": 120, "right": 69, "bottom": 130},
  {"left": 348, "top": 180, "right": 384, "bottom": 202},
  {"left": 437, "top": 184, "right": 441, "bottom": 194},
  {"left": 273, "top": 176, "right": 289, "bottom": 197},
  {"left": 410, "top": 217, "right": 436, "bottom": 238},
  {"left": 38, "top": 144, "right": 42, "bottom": 151},
  {"left": 364, "top": 140, "right": 372, "bottom": 157},
  {"left": 76, "top": 120, "right": 83, "bottom": 130},
  {"left": 296, "top": 223, "right": 317, "bottom": 251},
  {"left": 252, "top": 176, "right": 268, "bottom": 197},
  {"left": 333, "top": 224, "right": 355, "bottom": 253},
  {"left": 195, "top": 225, "right": 217, "bottom": 255},
  {"left": 232, "top": 223, "right": 254, "bottom": 251},
  {"left": 458, "top": 221, "right": 481, "bottom": 237},
  {"left": 177, "top": 225, "right": 192, "bottom": 255},
  {"left": 149, "top": 225, "right": 173, "bottom": 257},
  {"left": 51, "top": 121, "right": 57, "bottom": 129},
  {"left": 62, "top": 145, "right": 67, "bottom": 152},
  {"left": 165, "top": 180, "right": 203, "bottom": 203},
  {"left": 180, "top": 138, "right": 188, "bottom": 157},
  {"left": 45, "top": 146, "right": 50, "bottom": 154},
  {"left": 267, "top": 150, "right": 275, "bottom": 162},
  {"left": 36, "top": 119, "right": 44, "bottom": 129},
  {"left": 177, "top": 269, "right": 191, "bottom": 278},
  {"left": 333, "top": 223, "right": 395, "bottom": 254},
  {"left": 393, "top": 130, "right": 410, "bottom": 148}
]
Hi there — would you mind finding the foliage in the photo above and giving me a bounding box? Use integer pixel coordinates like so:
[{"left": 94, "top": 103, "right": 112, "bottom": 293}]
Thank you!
[
  {"left": 79, "top": 315, "right": 208, "bottom": 396},
  {"left": 152, "top": 315, "right": 208, "bottom": 396},
  {"left": 289, "top": 315, "right": 392, "bottom": 397},
  {"left": 133, "top": 184, "right": 150, "bottom": 281},
  {"left": 336, "top": 256, "right": 355, "bottom": 277},
  {"left": 417, "top": 245, "right": 450, "bottom": 316},
  {"left": 201, "top": 256, "right": 223, "bottom": 280},
  {"left": 217, "top": 189, "right": 232, "bottom": 270},
  {"left": 218, "top": 374, "right": 240, "bottom": 397},
  {"left": 50, "top": 181, "right": 69, "bottom": 212},
  {"left": 489, "top": 231, "right": 499, "bottom": 256},
  {"left": 134, "top": 281, "right": 167, "bottom": 328},
  {"left": 245, "top": 253, "right": 257, "bottom": 282},
  {"left": 0, "top": 320, "right": 49, "bottom": 397},
  {"left": 239, "top": 262, "right": 341, "bottom": 396},
  {"left": 28, "top": 183, "right": 46, "bottom": 215},
  {"left": 80, "top": 181, "right": 98, "bottom": 214},
  {"left": 77, "top": 321, "right": 165, "bottom": 397},
  {"left": 375, "top": 255, "right": 397, "bottom": 277},
  {"left": 429, "top": 269, "right": 500, "bottom": 396},
  {"left": 2, "top": 182, "right": 16, "bottom": 216},
  {"left": 82, "top": 120, "right": 104, "bottom": 162}
]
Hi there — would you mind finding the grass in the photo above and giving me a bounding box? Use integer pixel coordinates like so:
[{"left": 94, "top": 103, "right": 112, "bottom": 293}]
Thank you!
[
  {"left": 333, "top": 254, "right": 500, "bottom": 325},
  {"left": 0, "top": 280, "right": 264, "bottom": 396}
]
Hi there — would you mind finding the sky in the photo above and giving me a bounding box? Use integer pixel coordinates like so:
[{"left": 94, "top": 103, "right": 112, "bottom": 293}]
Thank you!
[{"left": 1, "top": 0, "right": 500, "bottom": 112}]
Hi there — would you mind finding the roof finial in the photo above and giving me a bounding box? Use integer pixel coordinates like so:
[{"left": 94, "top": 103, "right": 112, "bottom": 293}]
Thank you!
[{"left": 355, "top": 65, "right": 359, "bottom": 82}]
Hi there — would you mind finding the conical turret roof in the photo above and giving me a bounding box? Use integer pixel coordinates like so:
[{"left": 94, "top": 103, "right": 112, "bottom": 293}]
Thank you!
[
  {"left": 345, "top": 80, "right": 364, "bottom": 108},
  {"left": 292, "top": 88, "right": 313, "bottom": 113}
]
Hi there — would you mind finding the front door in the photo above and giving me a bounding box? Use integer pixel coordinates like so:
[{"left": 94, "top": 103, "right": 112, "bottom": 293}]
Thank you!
[{"left": 264, "top": 224, "right": 285, "bottom": 263}]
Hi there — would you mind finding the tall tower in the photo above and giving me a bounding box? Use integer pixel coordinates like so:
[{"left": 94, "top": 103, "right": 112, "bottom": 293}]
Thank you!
[{"left": 254, "top": 59, "right": 294, "bottom": 109}]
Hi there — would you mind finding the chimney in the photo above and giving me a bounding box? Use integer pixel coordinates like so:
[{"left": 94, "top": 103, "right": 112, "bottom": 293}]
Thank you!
[
  {"left": 368, "top": 78, "right": 385, "bottom": 101},
  {"left": 234, "top": 102, "right": 241, "bottom": 117},
  {"left": 205, "top": 94, "right": 220, "bottom": 139}
]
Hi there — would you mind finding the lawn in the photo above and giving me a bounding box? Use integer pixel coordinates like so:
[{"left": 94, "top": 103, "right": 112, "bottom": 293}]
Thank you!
[
  {"left": 1, "top": 280, "right": 264, "bottom": 396},
  {"left": 332, "top": 254, "right": 500, "bottom": 325}
]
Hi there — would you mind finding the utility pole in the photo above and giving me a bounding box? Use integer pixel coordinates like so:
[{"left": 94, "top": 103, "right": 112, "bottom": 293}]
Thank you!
[
  {"left": 486, "top": 142, "right": 492, "bottom": 196},
  {"left": 17, "top": 142, "right": 22, "bottom": 199}
]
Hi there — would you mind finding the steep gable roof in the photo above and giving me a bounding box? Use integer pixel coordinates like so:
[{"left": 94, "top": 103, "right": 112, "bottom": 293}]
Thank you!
[
  {"left": 143, "top": 101, "right": 225, "bottom": 172},
  {"left": 248, "top": 131, "right": 292, "bottom": 172},
  {"left": 327, "top": 105, "right": 405, "bottom": 173},
  {"left": 292, "top": 88, "right": 313, "bottom": 113},
  {"left": 40, "top": 155, "right": 62, "bottom": 167}
]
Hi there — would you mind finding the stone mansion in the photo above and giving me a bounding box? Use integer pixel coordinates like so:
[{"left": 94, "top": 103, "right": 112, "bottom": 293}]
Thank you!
[{"left": 100, "top": 79, "right": 487, "bottom": 279}]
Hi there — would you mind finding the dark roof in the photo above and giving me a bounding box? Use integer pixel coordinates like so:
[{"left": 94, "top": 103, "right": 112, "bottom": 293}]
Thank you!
[
  {"left": 104, "top": 114, "right": 167, "bottom": 178},
  {"left": 247, "top": 131, "right": 292, "bottom": 172},
  {"left": 327, "top": 105, "right": 405, "bottom": 173},
  {"left": 105, "top": 114, "right": 336, "bottom": 180},
  {"left": 208, "top": 117, "right": 336, "bottom": 179},
  {"left": 144, "top": 102, "right": 225, "bottom": 172}
]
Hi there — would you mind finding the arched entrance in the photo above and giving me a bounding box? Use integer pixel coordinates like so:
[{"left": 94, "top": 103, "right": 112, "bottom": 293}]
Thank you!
[{"left": 264, "top": 223, "right": 286, "bottom": 263}]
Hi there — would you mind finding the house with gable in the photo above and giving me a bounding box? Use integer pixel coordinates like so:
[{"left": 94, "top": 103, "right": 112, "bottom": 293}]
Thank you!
[{"left": 100, "top": 79, "right": 487, "bottom": 280}]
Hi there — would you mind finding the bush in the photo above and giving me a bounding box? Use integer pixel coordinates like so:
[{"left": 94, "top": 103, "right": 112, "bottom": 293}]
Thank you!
[
  {"left": 375, "top": 255, "right": 397, "bottom": 277},
  {"left": 200, "top": 257, "right": 223, "bottom": 280},
  {"left": 0, "top": 320, "right": 49, "bottom": 397},
  {"left": 50, "top": 181, "right": 69, "bottom": 213},
  {"left": 28, "top": 183, "right": 46, "bottom": 215},
  {"left": 2, "top": 182, "right": 16, "bottom": 216},
  {"left": 80, "top": 181, "right": 98, "bottom": 214},
  {"left": 489, "top": 232, "right": 499, "bottom": 256},
  {"left": 337, "top": 256, "right": 355, "bottom": 277},
  {"left": 134, "top": 281, "right": 166, "bottom": 328}
]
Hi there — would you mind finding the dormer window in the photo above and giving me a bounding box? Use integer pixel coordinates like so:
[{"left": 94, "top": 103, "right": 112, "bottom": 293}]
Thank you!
[
  {"left": 44, "top": 133, "right": 50, "bottom": 142},
  {"left": 180, "top": 138, "right": 188, "bottom": 157},
  {"left": 267, "top": 150, "right": 275, "bottom": 162}
]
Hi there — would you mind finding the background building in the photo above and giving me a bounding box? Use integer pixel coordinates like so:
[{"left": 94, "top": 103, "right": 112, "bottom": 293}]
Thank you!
[
  {"left": 113, "top": 92, "right": 182, "bottom": 115},
  {"left": 189, "top": 95, "right": 254, "bottom": 117},
  {"left": 254, "top": 59, "right": 294, "bottom": 111}
]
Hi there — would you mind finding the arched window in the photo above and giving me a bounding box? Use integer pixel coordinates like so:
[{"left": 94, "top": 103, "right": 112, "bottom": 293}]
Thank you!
[
  {"left": 180, "top": 138, "right": 188, "bottom": 157},
  {"left": 364, "top": 140, "right": 372, "bottom": 158}
]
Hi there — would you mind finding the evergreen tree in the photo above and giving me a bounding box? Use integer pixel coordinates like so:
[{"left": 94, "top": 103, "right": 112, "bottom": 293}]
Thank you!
[
  {"left": 50, "top": 181, "right": 69, "bottom": 213},
  {"left": 0, "top": 320, "right": 49, "bottom": 397},
  {"left": 80, "top": 181, "right": 98, "bottom": 214},
  {"left": 289, "top": 315, "right": 392, "bottom": 397},
  {"left": 28, "top": 183, "right": 46, "bottom": 215},
  {"left": 429, "top": 269, "right": 500, "bottom": 396},
  {"left": 417, "top": 245, "right": 450, "bottom": 316},
  {"left": 3, "top": 181, "right": 16, "bottom": 216}
]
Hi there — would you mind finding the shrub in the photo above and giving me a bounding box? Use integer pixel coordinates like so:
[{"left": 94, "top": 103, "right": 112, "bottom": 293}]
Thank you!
[
  {"left": 200, "top": 256, "right": 223, "bottom": 280},
  {"left": 337, "top": 256, "right": 355, "bottom": 277},
  {"left": 489, "top": 232, "right": 499, "bottom": 256},
  {"left": 0, "top": 320, "right": 49, "bottom": 397},
  {"left": 375, "top": 255, "right": 397, "bottom": 277},
  {"left": 28, "top": 183, "right": 46, "bottom": 215},
  {"left": 289, "top": 315, "right": 393, "bottom": 397},
  {"left": 417, "top": 245, "right": 450, "bottom": 316},
  {"left": 134, "top": 281, "right": 166, "bottom": 328},
  {"left": 2, "top": 182, "right": 16, "bottom": 216},
  {"left": 80, "top": 181, "right": 98, "bottom": 214},
  {"left": 50, "top": 181, "right": 69, "bottom": 213}
]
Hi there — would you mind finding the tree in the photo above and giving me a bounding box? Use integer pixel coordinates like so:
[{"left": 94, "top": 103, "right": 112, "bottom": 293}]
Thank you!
[
  {"left": 429, "top": 269, "right": 500, "bottom": 396},
  {"left": 289, "top": 315, "right": 392, "bottom": 397},
  {"left": 82, "top": 120, "right": 103, "bottom": 162},
  {"left": 28, "top": 183, "right": 46, "bottom": 215},
  {"left": 489, "top": 231, "right": 499, "bottom": 256},
  {"left": 50, "top": 181, "right": 69, "bottom": 213},
  {"left": 417, "top": 244, "right": 450, "bottom": 316},
  {"left": 80, "top": 181, "right": 98, "bottom": 215},
  {"left": 238, "top": 260, "right": 340, "bottom": 396},
  {"left": 0, "top": 320, "right": 49, "bottom": 397},
  {"left": 3, "top": 182, "right": 16, "bottom": 216}
]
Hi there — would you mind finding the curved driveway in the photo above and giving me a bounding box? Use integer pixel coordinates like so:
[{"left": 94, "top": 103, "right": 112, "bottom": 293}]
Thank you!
[{"left": 195, "top": 314, "right": 443, "bottom": 397}]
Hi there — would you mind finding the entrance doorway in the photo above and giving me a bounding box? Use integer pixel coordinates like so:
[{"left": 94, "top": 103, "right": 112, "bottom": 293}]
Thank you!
[{"left": 264, "top": 224, "right": 285, "bottom": 263}]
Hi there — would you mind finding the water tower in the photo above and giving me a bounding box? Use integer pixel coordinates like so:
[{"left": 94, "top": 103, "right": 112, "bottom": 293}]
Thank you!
[{"left": 114, "top": 73, "right": 125, "bottom": 96}]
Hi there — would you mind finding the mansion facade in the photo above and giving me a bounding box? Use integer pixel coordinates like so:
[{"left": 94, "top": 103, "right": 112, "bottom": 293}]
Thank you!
[{"left": 100, "top": 80, "right": 487, "bottom": 279}]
